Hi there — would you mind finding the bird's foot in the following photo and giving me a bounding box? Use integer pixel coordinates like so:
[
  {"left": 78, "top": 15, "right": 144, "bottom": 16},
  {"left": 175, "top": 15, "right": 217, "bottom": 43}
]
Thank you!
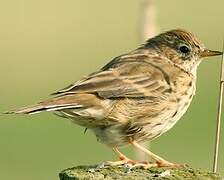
[
  {"left": 105, "top": 159, "right": 136, "bottom": 167},
  {"left": 105, "top": 154, "right": 136, "bottom": 167},
  {"left": 156, "top": 160, "right": 183, "bottom": 168},
  {"left": 104, "top": 160, "right": 156, "bottom": 171},
  {"left": 105, "top": 159, "right": 158, "bottom": 170},
  {"left": 127, "top": 161, "right": 184, "bottom": 169},
  {"left": 130, "top": 161, "right": 157, "bottom": 169}
]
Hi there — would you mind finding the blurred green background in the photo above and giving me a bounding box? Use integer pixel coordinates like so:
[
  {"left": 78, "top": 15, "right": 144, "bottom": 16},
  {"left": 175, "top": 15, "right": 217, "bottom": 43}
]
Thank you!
[{"left": 0, "top": 0, "right": 223, "bottom": 179}]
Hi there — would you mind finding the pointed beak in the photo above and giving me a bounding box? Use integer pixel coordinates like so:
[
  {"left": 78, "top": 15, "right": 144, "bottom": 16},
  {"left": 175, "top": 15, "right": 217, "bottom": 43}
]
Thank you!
[{"left": 200, "top": 49, "right": 223, "bottom": 58}]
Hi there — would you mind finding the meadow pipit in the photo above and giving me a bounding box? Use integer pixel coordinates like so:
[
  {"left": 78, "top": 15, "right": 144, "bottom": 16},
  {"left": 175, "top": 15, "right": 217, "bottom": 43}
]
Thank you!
[{"left": 7, "top": 29, "right": 222, "bottom": 168}]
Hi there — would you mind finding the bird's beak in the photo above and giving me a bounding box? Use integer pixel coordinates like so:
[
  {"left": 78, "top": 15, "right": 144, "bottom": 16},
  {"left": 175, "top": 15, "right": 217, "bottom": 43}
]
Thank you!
[{"left": 200, "top": 49, "right": 223, "bottom": 58}]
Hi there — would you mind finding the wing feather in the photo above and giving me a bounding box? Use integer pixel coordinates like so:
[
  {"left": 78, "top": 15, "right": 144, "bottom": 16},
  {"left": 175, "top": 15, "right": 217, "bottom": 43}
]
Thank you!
[{"left": 54, "top": 54, "right": 172, "bottom": 99}]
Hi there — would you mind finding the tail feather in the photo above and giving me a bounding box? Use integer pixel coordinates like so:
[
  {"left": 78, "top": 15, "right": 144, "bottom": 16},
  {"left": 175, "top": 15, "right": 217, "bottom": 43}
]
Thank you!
[
  {"left": 5, "top": 104, "right": 82, "bottom": 115},
  {"left": 5, "top": 104, "right": 47, "bottom": 114},
  {"left": 5, "top": 95, "right": 83, "bottom": 115}
]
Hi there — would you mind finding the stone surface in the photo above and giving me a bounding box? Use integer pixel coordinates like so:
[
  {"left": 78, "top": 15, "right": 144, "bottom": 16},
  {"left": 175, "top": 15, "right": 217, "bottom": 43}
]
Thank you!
[{"left": 59, "top": 164, "right": 223, "bottom": 180}]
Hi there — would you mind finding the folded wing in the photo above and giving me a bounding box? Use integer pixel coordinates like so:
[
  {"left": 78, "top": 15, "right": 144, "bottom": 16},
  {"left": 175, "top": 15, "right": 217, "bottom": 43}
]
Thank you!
[{"left": 54, "top": 55, "right": 172, "bottom": 99}]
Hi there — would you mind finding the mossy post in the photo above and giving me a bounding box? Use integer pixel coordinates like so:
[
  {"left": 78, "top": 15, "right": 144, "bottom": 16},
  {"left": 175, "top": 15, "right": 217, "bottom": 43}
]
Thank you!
[{"left": 59, "top": 165, "right": 223, "bottom": 180}]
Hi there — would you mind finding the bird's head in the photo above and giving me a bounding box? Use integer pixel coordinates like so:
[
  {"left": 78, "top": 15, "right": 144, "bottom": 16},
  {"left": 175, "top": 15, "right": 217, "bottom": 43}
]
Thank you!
[{"left": 144, "top": 29, "right": 222, "bottom": 74}]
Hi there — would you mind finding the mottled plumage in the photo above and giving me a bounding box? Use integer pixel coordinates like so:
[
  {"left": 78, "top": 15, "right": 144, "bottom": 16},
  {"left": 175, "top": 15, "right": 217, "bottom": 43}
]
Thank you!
[{"left": 7, "top": 29, "right": 222, "bottom": 168}]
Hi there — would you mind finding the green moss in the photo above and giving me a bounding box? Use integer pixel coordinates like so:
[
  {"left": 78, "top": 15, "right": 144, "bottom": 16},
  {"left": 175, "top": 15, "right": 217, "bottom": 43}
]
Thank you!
[{"left": 59, "top": 165, "right": 223, "bottom": 180}]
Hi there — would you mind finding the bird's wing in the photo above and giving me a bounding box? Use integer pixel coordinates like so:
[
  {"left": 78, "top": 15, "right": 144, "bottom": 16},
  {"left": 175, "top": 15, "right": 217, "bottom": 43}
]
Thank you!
[{"left": 53, "top": 54, "right": 172, "bottom": 99}]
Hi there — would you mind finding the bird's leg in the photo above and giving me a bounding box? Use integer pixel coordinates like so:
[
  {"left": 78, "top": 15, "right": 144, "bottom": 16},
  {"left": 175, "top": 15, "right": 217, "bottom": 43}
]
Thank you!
[
  {"left": 106, "top": 147, "right": 158, "bottom": 169},
  {"left": 113, "top": 147, "right": 133, "bottom": 162},
  {"left": 105, "top": 146, "right": 164, "bottom": 169},
  {"left": 130, "top": 140, "right": 178, "bottom": 167},
  {"left": 105, "top": 147, "right": 136, "bottom": 166}
]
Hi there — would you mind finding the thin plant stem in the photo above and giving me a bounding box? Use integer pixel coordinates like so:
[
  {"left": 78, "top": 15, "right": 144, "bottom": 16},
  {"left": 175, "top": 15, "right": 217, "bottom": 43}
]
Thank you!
[{"left": 213, "top": 43, "right": 224, "bottom": 173}]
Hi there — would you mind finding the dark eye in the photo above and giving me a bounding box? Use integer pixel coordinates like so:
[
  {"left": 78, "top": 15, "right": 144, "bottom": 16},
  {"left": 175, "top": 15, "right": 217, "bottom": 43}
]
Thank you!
[{"left": 179, "top": 45, "right": 190, "bottom": 54}]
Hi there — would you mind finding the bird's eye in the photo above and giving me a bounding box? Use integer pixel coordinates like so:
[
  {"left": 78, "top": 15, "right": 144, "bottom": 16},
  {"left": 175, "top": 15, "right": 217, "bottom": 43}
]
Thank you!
[{"left": 179, "top": 45, "right": 190, "bottom": 54}]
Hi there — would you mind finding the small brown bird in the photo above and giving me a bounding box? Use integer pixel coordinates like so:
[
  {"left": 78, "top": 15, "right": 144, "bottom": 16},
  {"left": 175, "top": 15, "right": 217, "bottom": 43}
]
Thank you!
[{"left": 7, "top": 29, "right": 222, "bottom": 168}]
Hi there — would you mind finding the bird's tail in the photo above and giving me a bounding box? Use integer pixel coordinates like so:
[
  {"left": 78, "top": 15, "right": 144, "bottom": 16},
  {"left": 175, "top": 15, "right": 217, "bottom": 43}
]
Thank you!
[{"left": 5, "top": 94, "right": 83, "bottom": 115}]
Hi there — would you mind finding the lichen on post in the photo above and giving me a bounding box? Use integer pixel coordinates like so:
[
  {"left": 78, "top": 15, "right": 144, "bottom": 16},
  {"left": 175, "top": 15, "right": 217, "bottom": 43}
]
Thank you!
[{"left": 59, "top": 165, "right": 223, "bottom": 180}]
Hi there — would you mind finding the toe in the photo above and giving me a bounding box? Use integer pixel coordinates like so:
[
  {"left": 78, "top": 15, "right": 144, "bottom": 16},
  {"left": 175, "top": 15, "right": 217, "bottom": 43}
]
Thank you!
[
  {"left": 131, "top": 162, "right": 157, "bottom": 169},
  {"left": 104, "top": 159, "right": 136, "bottom": 167},
  {"left": 156, "top": 160, "right": 183, "bottom": 168}
]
